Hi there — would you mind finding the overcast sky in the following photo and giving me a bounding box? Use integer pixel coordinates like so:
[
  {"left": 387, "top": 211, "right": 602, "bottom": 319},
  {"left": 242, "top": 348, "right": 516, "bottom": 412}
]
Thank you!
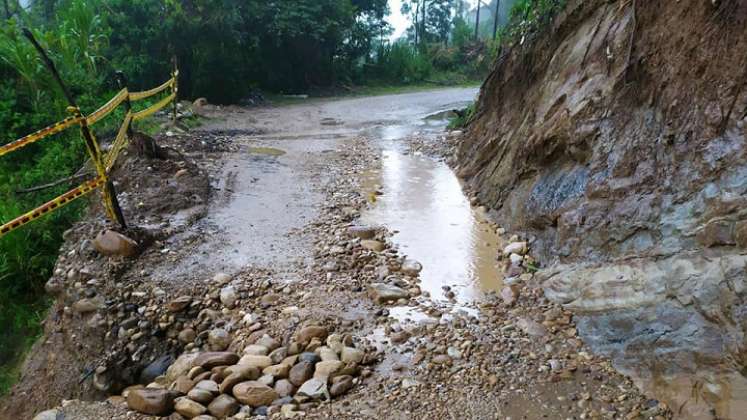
[{"left": 387, "top": 0, "right": 481, "bottom": 40}]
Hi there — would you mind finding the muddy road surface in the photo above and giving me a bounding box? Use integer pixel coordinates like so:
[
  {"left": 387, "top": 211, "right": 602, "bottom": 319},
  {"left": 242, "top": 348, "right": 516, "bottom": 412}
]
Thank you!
[
  {"left": 163, "top": 88, "right": 479, "bottom": 280},
  {"left": 7, "top": 89, "right": 670, "bottom": 420}
]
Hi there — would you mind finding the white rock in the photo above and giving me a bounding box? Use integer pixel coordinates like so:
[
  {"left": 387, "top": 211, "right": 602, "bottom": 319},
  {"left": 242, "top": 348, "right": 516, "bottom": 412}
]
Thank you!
[
  {"left": 509, "top": 253, "right": 524, "bottom": 265},
  {"left": 401, "top": 259, "right": 423, "bottom": 276},
  {"left": 208, "top": 328, "right": 232, "bottom": 351},
  {"left": 340, "top": 347, "right": 364, "bottom": 364},
  {"left": 503, "top": 241, "right": 527, "bottom": 256},
  {"left": 220, "top": 286, "right": 237, "bottom": 308},
  {"left": 242, "top": 313, "right": 258, "bottom": 325},
  {"left": 213, "top": 272, "right": 231, "bottom": 285},
  {"left": 296, "top": 378, "right": 329, "bottom": 400},
  {"left": 401, "top": 378, "right": 421, "bottom": 389},
  {"left": 243, "top": 345, "right": 270, "bottom": 356},
  {"left": 447, "top": 347, "right": 462, "bottom": 359},
  {"left": 33, "top": 409, "right": 61, "bottom": 420}
]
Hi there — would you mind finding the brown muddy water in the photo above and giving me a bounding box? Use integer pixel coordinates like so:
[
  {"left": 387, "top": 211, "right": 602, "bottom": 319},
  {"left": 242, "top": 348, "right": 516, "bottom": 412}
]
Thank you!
[
  {"left": 361, "top": 110, "right": 504, "bottom": 318},
  {"left": 361, "top": 151, "right": 503, "bottom": 304}
]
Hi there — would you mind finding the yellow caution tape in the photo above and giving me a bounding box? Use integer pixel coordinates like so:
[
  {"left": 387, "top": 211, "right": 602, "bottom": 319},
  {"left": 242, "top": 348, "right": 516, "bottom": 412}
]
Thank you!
[
  {"left": 132, "top": 93, "right": 175, "bottom": 121},
  {"left": 105, "top": 112, "right": 132, "bottom": 171},
  {"left": 0, "top": 116, "right": 82, "bottom": 157},
  {"left": 130, "top": 78, "right": 174, "bottom": 101},
  {"left": 87, "top": 88, "right": 129, "bottom": 126},
  {"left": 0, "top": 176, "right": 106, "bottom": 237},
  {"left": 1, "top": 69, "right": 177, "bottom": 237}
]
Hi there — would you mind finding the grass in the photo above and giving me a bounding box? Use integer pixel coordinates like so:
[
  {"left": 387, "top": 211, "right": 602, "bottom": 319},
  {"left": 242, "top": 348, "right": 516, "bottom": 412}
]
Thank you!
[
  {"left": 448, "top": 101, "right": 476, "bottom": 129},
  {"left": 264, "top": 77, "right": 483, "bottom": 105},
  {"left": 348, "top": 79, "right": 482, "bottom": 97},
  {"left": 0, "top": 299, "right": 48, "bottom": 395}
]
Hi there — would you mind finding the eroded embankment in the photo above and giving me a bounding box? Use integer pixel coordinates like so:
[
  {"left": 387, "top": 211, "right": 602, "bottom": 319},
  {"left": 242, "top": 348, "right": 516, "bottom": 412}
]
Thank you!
[{"left": 457, "top": 1, "right": 747, "bottom": 418}]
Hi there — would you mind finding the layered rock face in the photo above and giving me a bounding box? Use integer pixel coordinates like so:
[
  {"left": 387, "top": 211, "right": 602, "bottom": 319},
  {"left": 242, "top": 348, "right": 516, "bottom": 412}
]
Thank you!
[{"left": 457, "top": 1, "right": 747, "bottom": 418}]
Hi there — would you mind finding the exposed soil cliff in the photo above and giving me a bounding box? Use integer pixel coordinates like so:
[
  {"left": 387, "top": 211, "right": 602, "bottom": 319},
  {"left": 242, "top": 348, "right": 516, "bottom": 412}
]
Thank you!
[{"left": 457, "top": 1, "right": 747, "bottom": 418}]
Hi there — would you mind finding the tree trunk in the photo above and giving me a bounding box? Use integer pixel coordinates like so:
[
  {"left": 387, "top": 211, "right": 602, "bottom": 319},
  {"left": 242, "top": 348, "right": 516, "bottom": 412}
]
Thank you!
[
  {"left": 414, "top": 0, "right": 420, "bottom": 44},
  {"left": 493, "top": 0, "right": 500, "bottom": 40},
  {"left": 475, "top": 1, "right": 481, "bottom": 40},
  {"left": 421, "top": 0, "right": 427, "bottom": 45}
]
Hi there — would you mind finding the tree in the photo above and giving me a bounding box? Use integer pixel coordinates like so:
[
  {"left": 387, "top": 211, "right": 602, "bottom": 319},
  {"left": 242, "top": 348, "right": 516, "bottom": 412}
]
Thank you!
[
  {"left": 493, "top": 0, "right": 500, "bottom": 39},
  {"left": 100, "top": 0, "right": 394, "bottom": 98},
  {"left": 426, "top": 0, "right": 455, "bottom": 45},
  {"left": 451, "top": 16, "right": 472, "bottom": 49},
  {"left": 474, "top": 0, "right": 481, "bottom": 39},
  {"left": 401, "top": 0, "right": 421, "bottom": 44}
]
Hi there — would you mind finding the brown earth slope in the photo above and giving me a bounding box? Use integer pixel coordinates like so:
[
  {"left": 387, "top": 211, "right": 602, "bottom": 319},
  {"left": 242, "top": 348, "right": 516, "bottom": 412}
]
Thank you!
[{"left": 457, "top": 0, "right": 747, "bottom": 418}]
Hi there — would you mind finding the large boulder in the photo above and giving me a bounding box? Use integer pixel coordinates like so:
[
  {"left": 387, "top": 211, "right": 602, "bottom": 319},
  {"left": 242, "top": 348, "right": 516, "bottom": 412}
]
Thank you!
[
  {"left": 208, "top": 394, "right": 239, "bottom": 418},
  {"left": 296, "top": 378, "right": 328, "bottom": 401},
  {"left": 93, "top": 230, "right": 138, "bottom": 257},
  {"left": 174, "top": 397, "right": 207, "bottom": 418},
  {"left": 367, "top": 283, "right": 408, "bottom": 304},
  {"left": 232, "top": 381, "right": 279, "bottom": 407},
  {"left": 126, "top": 388, "right": 177, "bottom": 416},
  {"left": 192, "top": 352, "right": 239, "bottom": 369}
]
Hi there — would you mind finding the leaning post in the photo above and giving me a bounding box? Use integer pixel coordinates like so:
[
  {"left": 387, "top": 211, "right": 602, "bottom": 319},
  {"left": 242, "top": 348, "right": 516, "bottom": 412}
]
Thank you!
[
  {"left": 22, "top": 27, "right": 127, "bottom": 229},
  {"left": 172, "top": 56, "right": 179, "bottom": 124},
  {"left": 115, "top": 71, "right": 134, "bottom": 138}
]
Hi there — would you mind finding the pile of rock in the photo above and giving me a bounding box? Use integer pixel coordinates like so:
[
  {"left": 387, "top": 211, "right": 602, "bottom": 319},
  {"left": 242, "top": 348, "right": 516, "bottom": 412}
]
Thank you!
[
  {"left": 342, "top": 226, "right": 425, "bottom": 307},
  {"left": 125, "top": 326, "right": 370, "bottom": 418},
  {"left": 499, "top": 236, "right": 534, "bottom": 306}
]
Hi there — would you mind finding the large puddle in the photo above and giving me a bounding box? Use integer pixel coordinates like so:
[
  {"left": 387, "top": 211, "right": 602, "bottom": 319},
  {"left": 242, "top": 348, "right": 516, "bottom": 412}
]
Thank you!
[
  {"left": 361, "top": 106, "right": 504, "bottom": 314},
  {"left": 361, "top": 151, "right": 503, "bottom": 305}
]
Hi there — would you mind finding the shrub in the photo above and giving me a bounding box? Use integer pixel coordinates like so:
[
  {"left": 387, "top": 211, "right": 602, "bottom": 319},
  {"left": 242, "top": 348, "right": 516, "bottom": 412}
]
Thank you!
[{"left": 366, "top": 41, "right": 433, "bottom": 84}]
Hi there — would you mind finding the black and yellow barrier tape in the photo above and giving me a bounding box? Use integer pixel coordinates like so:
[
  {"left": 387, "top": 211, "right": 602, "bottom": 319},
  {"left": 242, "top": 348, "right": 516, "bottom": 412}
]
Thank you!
[
  {"left": 105, "top": 112, "right": 133, "bottom": 171},
  {"left": 130, "top": 78, "right": 174, "bottom": 102},
  {"left": 1, "top": 69, "right": 178, "bottom": 238},
  {"left": 0, "top": 176, "right": 106, "bottom": 237},
  {"left": 0, "top": 116, "right": 82, "bottom": 157},
  {"left": 87, "top": 88, "right": 129, "bottom": 126},
  {"left": 132, "top": 93, "right": 176, "bottom": 121}
]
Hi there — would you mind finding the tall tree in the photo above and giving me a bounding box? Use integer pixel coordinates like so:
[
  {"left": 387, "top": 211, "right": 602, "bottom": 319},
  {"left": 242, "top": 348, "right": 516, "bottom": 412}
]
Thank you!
[
  {"left": 421, "top": 0, "right": 427, "bottom": 44},
  {"left": 414, "top": 0, "right": 420, "bottom": 44},
  {"left": 474, "top": 0, "right": 481, "bottom": 39},
  {"left": 492, "top": 0, "right": 500, "bottom": 39},
  {"left": 426, "top": 0, "right": 455, "bottom": 45}
]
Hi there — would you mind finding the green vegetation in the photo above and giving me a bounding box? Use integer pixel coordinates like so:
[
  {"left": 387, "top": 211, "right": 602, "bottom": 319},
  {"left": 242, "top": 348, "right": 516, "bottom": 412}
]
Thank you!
[
  {"left": 448, "top": 101, "right": 476, "bottom": 129},
  {"left": 0, "top": 1, "right": 111, "bottom": 394},
  {"left": 501, "top": 0, "right": 567, "bottom": 43}
]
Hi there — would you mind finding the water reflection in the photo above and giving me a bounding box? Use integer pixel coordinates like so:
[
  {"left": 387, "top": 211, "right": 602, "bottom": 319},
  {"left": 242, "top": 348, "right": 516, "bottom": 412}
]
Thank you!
[{"left": 361, "top": 150, "right": 503, "bottom": 306}]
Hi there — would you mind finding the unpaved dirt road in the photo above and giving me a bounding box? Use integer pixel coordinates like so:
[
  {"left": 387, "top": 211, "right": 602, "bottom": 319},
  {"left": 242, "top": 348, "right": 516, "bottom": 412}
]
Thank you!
[
  {"left": 8, "top": 88, "right": 669, "bottom": 420},
  {"left": 160, "top": 88, "right": 479, "bottom": 281}
]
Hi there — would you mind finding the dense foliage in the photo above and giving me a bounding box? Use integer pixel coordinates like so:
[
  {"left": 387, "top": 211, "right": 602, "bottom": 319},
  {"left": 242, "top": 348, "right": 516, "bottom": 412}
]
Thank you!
[
  {"left": 0, "top": 0, "right": 116, "bottom": 393},
  {"left": 102, "top": 0, "right": 393, "bottom": 101},
  {"left": 501, "top": 0, "right": 567, "bottom": 42}
]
